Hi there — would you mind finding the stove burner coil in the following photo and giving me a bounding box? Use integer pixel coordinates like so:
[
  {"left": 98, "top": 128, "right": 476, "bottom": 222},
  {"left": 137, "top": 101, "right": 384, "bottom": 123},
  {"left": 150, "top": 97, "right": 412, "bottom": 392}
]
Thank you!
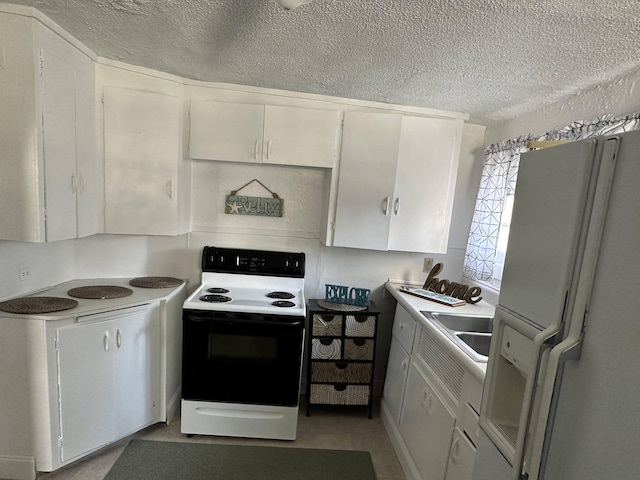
[
  {"left": 200, "top": 294, "right": 232, "bottom": 303},
  {"left": 272, "top": 300, "right": 296, "bottom": 308},
  {"left": 207, "top": 287, "right": 230, "bottom": 294},
  {"left": 266, "top": 291, "right": 295, "bottom": 299}
]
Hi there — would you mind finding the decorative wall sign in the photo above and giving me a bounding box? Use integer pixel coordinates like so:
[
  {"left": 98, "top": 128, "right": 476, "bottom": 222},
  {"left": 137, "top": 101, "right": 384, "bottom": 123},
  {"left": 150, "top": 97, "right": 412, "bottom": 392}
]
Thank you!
[{"left": 225, "top": 179, "right": 283, "bottom": 217}]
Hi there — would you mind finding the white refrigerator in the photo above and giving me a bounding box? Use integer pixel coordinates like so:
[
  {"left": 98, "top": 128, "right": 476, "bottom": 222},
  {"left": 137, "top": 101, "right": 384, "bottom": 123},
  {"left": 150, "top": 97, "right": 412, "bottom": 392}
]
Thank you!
[{"left": 473, "top": 129, "right": 640, "bottom": 480}]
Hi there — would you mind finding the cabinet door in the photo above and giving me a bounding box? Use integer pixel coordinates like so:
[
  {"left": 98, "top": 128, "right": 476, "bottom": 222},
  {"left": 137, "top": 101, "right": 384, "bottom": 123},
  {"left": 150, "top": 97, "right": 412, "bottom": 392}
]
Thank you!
[
  {"left": 104, "top": 86, "right": 181, "bottom": 235},
  {"left": 392, "top": 304, "right": 417, "bottom": 353},
  {"left": 333, "top": 111, "right": 401, "bottom": 250},
  {"left": 400, "top": 362, "right": 456, "bottom": 480},
  {"left": 388, "top": 116, "right": 461, "bottom": 253},
  {"left": 42, "top": 47, "right": 78, "bottom": 242},
  {"left": 382, "top": 336, "right": 410, "bottom": 424},
  {"left": 112, "top": 306, "right": 161, "bottom": 437},
  {"left": 74, "top": 56, "right": 99, "bottom": 239},
  {"left": 189, "top": 101, "right": 264, "bottom": 162},
  {"left": 263, "top": 105, "right": 339, "bottom": 167},
  {"left": 56, "top": 305, "right": 160, "bottom": 462},
  {"left": 445, "top": 427, "right": 476, "bottom": 480},
  {"left": 56, "top": 319, "right": 116, "bottom": 462}
]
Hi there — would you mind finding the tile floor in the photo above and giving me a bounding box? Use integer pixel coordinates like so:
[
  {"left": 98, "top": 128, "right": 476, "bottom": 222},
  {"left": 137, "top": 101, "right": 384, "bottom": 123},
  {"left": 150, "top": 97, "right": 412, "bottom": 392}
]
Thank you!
[{"left": 36, "top": 400, "right": 406, "bottom": 480}]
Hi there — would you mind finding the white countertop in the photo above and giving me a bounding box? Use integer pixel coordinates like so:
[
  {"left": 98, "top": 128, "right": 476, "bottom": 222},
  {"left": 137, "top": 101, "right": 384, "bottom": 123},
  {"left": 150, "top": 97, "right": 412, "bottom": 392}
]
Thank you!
[
  {"left": 385, "top": 281, "right": 496, "bottom": 382},
  {"left": 0, "top": 278, "right": 187, "bottom": 320}
]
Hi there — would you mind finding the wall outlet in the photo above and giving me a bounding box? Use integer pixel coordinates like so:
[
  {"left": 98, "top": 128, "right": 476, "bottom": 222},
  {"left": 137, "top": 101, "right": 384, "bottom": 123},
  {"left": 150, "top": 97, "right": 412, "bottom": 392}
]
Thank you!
[
  {"left": 19, "top": 267, "right": 32, "bottom": 282},
  {"left": 422, "top": 257, "right": 434, "bottom": 273}
]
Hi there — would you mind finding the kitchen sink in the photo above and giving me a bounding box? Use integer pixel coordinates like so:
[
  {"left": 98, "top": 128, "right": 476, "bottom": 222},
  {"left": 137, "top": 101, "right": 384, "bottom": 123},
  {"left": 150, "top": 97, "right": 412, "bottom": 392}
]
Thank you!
[
  {"left": 421, "top": 311, "right": 494, "bottom": 362},
  {"left": 426, "top": 312, "right": 493, "bottom": 333},
  {"left": 455, "top": 332, "right": 492, "bottom": 358}
]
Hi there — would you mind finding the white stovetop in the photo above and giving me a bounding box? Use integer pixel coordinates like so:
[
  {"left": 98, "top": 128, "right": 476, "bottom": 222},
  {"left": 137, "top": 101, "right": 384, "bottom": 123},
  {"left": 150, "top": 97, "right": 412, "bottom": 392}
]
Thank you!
[{"left": 0, "top": 278, "right": 187, "bottom": 320}]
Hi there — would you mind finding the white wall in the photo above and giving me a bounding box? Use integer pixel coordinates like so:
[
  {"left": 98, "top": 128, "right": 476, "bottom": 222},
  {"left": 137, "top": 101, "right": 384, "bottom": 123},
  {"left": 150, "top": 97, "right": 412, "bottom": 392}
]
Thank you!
[
  {"left": 0, "top": 235, "right": 190, "bottom": 299},
  {"left": 485, "top": 66, "right": 640, "bottom": 144}
]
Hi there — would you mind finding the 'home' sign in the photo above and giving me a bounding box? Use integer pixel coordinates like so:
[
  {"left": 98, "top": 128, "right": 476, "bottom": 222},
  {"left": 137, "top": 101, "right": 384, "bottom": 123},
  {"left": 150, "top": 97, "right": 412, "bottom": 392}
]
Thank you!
[{"left": 422, "top": 263, "right": 483, "bottom": 304}]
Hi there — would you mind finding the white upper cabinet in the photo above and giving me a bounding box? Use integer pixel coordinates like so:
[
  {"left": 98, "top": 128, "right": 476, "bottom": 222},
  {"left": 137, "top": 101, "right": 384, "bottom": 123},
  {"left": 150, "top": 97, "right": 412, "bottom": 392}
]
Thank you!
[
  {"left": 0, "top": 12, "right": 98, "bottom": 242},
  {"left": 333, "top": 112, "right": 402, "bottom": 250},
  {"left": 190, "top": 101, "right": 265, "bottom": 163},
  {"left": 189, "top": 101, "right": 340, "bottom": 168},
  {"left": 104, "top": 86, "right": 187, "bottom": 236},
  {"left": 332, "top": 111, "right": 463, "bottom": 253},
  {"left": 262, "top": 105, "right": 340, "bottom": 167}
]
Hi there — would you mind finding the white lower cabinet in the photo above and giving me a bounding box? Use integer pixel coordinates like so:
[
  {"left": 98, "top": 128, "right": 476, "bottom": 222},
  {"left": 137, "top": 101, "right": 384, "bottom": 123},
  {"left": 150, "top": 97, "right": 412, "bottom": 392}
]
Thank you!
[
  {"left": 55, "top": 305, "right": 160, "bottom": 462},
  {"left": 399, "top": 362, "right": 456, "bottom": 480},
  {"left": 382, "top": 307, "right": 484, "bottom": 480},
  {"left": 382, "top": 304, "right": 416, "bottom": 424},
  {"left": 383, "top": 336, "right": 411, "bottom": 424},
  {"left": 0, "top": 291, "right": 185, "bottom": 480}
]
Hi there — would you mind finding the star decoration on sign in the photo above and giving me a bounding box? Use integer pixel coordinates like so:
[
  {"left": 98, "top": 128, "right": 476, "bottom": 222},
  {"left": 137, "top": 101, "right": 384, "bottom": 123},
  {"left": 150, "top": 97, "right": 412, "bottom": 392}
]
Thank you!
[{"left": 226, "top": 201, "right": 242, "bottom": 214}]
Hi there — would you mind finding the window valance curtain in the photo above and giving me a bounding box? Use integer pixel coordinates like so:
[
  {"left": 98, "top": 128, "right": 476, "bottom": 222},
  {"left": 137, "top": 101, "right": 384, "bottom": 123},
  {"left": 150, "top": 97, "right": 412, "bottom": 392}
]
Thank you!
[{"left": 463, "top": 111, "right": 640, "bottom": 283}]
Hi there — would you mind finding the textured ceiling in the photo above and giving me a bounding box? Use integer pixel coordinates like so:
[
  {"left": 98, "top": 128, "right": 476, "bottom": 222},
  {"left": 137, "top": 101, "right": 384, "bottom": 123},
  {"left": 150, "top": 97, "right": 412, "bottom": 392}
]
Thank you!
[{"left": 3, "top": 0, "right": 640, "bottom": 124}]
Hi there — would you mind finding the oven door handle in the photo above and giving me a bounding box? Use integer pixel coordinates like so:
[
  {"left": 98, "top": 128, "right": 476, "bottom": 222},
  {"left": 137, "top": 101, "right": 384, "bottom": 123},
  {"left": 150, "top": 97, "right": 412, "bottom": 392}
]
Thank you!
[{"left": 186, "top": 316, "right": 302, "bottom": 328}]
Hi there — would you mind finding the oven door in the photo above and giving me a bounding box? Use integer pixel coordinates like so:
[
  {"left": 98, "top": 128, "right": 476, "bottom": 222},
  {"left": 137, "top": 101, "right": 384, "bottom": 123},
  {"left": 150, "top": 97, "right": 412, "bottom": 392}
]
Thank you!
[{"left": 182, "top": 309, "right": 304, "bottom": 407}]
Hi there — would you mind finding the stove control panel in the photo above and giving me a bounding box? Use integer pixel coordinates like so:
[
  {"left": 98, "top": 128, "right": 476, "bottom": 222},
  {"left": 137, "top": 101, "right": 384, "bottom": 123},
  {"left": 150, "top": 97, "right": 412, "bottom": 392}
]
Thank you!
[{"left": 202, "top": 246, "right": 305, "bottom": 278}]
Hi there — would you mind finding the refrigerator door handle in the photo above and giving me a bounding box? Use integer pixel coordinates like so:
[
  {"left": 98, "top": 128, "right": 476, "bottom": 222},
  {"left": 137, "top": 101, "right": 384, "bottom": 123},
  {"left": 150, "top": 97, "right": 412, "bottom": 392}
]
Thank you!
[
  {"left": 525, "top": 335, "right": 583, "bottom": 480},
  {"left": 510, "top": 332, "right": 556, "bottom": 480}
]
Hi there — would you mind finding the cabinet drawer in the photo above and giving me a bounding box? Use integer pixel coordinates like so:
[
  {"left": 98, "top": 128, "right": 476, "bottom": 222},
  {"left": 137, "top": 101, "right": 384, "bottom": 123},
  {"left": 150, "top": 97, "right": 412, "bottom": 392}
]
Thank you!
[
  {"left": 312, "top": 314, "right": 343, "bottom": 337},
  {"left": 345, "top": 314, "right": 376, "bottom": 337},
  {"left": 311, "top": 338, "right": 342, "bottom": 359},
  {"left": 311, "top": 361, "right": 372, "bottom": 383},
  {"left": 310, "top": 384, "right": 371, "bottom": 406},
  {"left": 343, "top": 339, "right": 374, "bottom": 360}
]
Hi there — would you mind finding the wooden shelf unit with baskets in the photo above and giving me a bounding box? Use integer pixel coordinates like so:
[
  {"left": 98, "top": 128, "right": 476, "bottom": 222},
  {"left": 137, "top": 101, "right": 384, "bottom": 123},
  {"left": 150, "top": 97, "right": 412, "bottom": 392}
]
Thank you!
[{"left": 305, "top": 299, "right": 380, "bottom": 418}]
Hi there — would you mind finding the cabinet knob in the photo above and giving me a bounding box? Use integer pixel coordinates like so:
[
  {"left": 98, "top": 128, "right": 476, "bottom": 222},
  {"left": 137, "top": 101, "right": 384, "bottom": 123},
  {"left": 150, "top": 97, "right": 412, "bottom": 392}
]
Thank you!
[
  {"left": 116, "top": 328, "right": 122, "bottom": 348},
  {"left": 71, "top": 174, "right": 77, "bottom": 194},
  {"left": 400, "top": 358, "right": 408, "bottom": 372},
  {"left": 254, "top": 140, "right": 260, "bottom": 160},
  {"left": 393, "top": 197, "right": 400, "bottom": 215},
  {"left": 103, "top": 331, "right": 110, "bottom": 352}
]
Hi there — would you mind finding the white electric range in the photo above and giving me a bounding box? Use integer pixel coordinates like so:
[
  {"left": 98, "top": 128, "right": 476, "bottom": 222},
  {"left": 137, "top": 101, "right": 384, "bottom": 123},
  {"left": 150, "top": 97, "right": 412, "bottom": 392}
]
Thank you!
[{"left": 181, "top": 246, "right": 307, "bottom": 440}]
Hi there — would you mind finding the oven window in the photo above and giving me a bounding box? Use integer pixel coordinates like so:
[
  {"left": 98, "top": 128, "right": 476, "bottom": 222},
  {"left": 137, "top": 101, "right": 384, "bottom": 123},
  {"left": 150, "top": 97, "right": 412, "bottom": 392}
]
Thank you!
[
  {"left": 209, "top": 334, "right": 277, "bottom": 361},
  {"left": 182, "top": 311, "right": 304, "bottom": 406}
]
